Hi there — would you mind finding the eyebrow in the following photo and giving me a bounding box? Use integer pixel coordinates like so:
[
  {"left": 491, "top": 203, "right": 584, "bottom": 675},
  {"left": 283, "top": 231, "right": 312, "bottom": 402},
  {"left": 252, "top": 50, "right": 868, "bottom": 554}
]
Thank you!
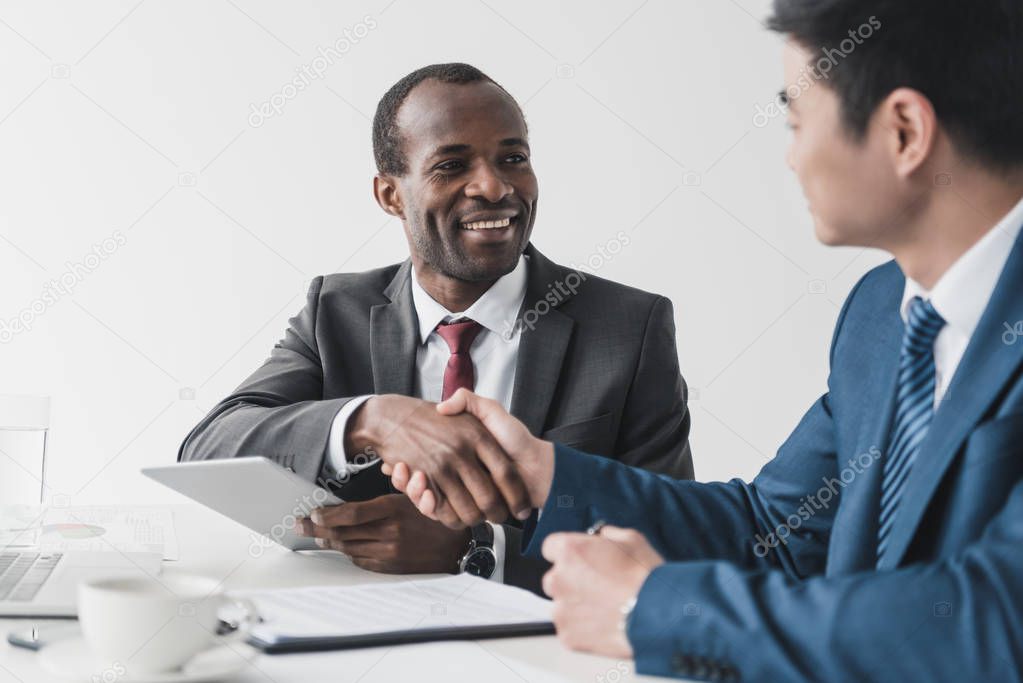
[
  {"left": 430, "top": 143, "right": 471, "bottom": 157},
  {"left": 427, "top": 138, "right": 530, "bottom": 159},
  {"left": 500, "top": 137, "right": 530, "bottom": 150}
]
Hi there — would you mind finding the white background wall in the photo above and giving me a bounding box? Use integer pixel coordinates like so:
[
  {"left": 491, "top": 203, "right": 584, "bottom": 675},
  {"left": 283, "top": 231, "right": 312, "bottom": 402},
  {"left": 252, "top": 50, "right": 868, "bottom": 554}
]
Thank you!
[{"left": 0, "top": 0, "right": 888, "bottom": 506}]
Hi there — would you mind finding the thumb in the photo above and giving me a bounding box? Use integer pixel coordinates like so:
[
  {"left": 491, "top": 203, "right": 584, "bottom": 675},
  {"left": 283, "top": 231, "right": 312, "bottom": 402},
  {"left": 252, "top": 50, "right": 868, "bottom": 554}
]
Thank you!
[
  {"left": 437, "top": 388, "right": 504, "bottom": 431},
  {"left": 436, "top": 387, "right": 475, "bottom": 416}
]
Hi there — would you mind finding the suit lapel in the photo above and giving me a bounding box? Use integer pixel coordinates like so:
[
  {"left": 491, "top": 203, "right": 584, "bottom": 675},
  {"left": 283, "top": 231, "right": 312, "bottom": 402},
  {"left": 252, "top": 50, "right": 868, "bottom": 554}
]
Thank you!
[
  {"left": 509, "top": 246, "right": 577, "bottom": 435},
  {"left": 829, "top": 302, "right": 903, "bottom": 574},
  {"left": 879, "top": 226, "right": 1023, "bottom": 569},
  {"left": 369, "top": 260, "right": 418, "bottom": 396}
]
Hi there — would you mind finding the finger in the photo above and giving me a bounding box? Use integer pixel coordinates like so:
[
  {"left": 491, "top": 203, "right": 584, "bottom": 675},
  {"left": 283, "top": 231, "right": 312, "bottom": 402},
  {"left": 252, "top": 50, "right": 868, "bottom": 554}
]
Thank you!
[
  {"left": 380, "top": 462, "right": 393, "bottom": 476},
  {"left": 599, "top": 525, "right": 663, "bottom": 570},
  {"left": 311, "top": 499, "right": 391, "bottom": 527},
  {"left": 333, "top": 539, "right": 386, "bottom": 557},
  {"left": 410, "top": 481, "right": 462, "bottom": 527},
  {"left": 327, "top": 522, "right": 388, "bottom": 543},
  {"left": 306, "top": 521, "right": 364, "bottom": 540},
  {"left": 419, "top": 449, "right": 489, "bottom": 526},
  {"left": 350, "top": 556, "right": 396, "bottom": 574},
  {"left": 453, "top": 446, "right": 512, "bottom": 523},
  {"left": 430, "top": 499, "right": 464, "bottom": 529},
  {"left": 433, "top": 480, "right": 484, "bottom": 527},
  {"left": 541, "top": 532, "right": 586, "bottom": 563},
  {"left": 542, "top": 569, "right": 583, "bottom": 605},
  {"left": 407, "top": 470, "right": 429, "bottom": 501},
  {"left": 403, "top": 474, "right": 427, "bottom": 511},
  {"left": 598, "top": 525, "right": 638, "bottom": 543},
  {"left": 541, "top": 567, "right": 560, "bottom": 598},
  {"left": 474, "top": 433, "right": 530, "bottom": 521},
  {"left": 300, "top": 520, "right": 338, "bottom": 540},
  {"left": 390, "top": 462, "right": 411, "bottom": 492},
  {"left": 417, "top": 489, "right": 437, "bottom": 517}
]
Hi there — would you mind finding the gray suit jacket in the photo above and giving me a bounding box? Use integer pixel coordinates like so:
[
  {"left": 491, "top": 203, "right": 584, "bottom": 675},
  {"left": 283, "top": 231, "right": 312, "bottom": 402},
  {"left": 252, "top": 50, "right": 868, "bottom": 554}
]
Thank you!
[{"left": 179, "top": 244, "right": 693, "bottom": 592}]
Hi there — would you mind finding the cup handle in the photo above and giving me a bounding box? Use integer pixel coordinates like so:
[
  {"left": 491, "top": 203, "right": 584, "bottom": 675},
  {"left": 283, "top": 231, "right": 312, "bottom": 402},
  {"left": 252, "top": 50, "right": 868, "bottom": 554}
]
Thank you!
[{"left": 215, "top": 596, "right": 261, "bottom": 644}]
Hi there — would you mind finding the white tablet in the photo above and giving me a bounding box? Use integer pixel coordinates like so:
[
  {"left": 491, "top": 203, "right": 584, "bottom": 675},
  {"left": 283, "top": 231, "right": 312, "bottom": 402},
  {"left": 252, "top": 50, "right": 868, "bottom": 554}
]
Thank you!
[{"left": 142, "top": 457, "right": 344, "bottom": 552}]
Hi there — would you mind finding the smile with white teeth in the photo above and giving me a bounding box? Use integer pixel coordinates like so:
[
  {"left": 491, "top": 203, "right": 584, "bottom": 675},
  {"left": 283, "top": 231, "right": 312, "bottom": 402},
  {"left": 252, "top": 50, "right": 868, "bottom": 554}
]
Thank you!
[{"left": 461, "top": 217, "right": 513, "bottom": 230}]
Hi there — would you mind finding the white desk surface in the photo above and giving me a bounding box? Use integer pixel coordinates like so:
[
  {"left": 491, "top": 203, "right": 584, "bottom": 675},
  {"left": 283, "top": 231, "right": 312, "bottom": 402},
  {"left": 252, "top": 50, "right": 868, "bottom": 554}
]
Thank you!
[{"left": 0, "top": 504, "right": 675, "bottom": 682}]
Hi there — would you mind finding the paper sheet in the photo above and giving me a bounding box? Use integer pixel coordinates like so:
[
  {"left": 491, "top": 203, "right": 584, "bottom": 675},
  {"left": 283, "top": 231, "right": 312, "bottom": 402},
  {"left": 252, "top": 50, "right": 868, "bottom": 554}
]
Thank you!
[
  {"left": 235, "top": 574, "right": 552, "bottom": 643},
  {"left": 0, "top": 505, "right": 179, "bottom": 560}
]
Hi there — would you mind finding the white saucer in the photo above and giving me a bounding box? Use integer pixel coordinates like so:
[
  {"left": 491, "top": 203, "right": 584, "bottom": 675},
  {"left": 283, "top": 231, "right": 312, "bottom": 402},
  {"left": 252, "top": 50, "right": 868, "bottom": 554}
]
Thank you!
[{"left": 38, "top": 636, "right": 258, "bottom": 682}]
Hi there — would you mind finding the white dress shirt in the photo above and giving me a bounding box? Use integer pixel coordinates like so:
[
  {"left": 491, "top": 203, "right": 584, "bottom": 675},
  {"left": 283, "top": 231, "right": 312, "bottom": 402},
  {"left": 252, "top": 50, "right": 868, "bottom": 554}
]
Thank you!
[
  {"left": 325, "top": 255, "right": 528, "bottom": 582},
  {"left": 901, "top": 194, "right": 1023, "bottom": 406}
]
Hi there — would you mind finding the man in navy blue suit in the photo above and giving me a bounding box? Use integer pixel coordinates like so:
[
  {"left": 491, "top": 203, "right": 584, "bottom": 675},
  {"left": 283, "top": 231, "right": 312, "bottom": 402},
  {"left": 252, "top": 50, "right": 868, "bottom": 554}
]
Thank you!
[{"left": 373, "top": 0, "right": 1023, "bottom": 679}]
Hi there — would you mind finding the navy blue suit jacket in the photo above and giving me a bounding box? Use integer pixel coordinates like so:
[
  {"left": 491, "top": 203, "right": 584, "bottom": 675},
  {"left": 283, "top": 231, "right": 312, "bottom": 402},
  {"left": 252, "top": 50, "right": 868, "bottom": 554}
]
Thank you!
[{"left": 525, "top": 229, "right": 1023, "bottom": 681}]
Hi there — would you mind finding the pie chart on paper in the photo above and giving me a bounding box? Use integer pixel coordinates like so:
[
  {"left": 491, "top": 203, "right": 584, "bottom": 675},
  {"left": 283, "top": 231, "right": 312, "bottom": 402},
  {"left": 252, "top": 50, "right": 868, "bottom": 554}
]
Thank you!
[{"left": 38, "top": 523, "right": 107, "bottom": 540}]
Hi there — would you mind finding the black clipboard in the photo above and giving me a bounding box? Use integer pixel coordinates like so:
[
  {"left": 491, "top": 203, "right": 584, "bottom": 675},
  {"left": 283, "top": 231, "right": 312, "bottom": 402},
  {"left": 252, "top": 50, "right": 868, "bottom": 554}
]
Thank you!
[{"left": 248, "top": 621, "right": 555, "bottom": 654}]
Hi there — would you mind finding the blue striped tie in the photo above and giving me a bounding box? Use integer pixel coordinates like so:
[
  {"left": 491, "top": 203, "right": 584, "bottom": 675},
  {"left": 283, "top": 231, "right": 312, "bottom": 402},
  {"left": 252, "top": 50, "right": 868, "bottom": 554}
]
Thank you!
[{"left": 877, "top": 296, "right": 946, "bottom": 566}]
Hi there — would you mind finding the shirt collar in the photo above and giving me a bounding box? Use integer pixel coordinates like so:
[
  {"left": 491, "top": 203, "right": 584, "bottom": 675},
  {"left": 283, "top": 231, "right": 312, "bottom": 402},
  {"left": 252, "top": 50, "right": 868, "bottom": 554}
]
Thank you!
[
  {"left": 901, "top": 194, "right": 1023, "bottom": 338},
  {"left": 410, "top": 255, "right": 528, "bottom": 344}
]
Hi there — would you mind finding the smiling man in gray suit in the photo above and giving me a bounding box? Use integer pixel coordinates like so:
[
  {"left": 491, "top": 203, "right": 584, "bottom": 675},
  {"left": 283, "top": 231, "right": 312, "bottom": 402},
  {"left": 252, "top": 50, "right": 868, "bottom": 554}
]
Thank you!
[{"left": 179, "top": 63, "right": 693, "bottom": 593}]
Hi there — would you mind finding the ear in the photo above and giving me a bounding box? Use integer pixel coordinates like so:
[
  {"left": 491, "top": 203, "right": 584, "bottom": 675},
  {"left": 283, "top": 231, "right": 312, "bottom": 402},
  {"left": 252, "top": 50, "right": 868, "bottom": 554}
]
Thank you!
[
  {"left": 373, "top": 174, "right": 405, "bottom": 219},
  {"left": 875, "top": 87, "right": 938, "bottom": 179}
]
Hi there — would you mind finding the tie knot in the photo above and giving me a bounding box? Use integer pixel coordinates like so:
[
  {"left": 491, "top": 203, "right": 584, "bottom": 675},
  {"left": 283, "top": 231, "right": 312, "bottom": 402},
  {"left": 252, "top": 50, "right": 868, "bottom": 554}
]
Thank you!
[
  {"left": 904, "top": 297, "right": 946, "bottom": 352},
  {"left": 435, "top": 318, "right": 483, "bottom": 354}
]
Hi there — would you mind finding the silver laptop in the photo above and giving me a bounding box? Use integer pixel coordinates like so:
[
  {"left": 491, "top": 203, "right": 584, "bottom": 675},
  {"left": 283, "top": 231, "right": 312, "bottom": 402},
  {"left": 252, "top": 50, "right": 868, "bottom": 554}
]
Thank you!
[{"left": 0, "top": 550, "right": 162, "bottom": 617}]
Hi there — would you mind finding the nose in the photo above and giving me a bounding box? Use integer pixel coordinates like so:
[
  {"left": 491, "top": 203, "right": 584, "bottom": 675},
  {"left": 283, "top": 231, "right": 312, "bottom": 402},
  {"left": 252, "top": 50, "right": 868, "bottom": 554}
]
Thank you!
[
  {"left": 785, "top": 143, "right": 796, "bottom": 172},
  {"left": 465, "top": 162, "right": 513, "bottom": 203}
]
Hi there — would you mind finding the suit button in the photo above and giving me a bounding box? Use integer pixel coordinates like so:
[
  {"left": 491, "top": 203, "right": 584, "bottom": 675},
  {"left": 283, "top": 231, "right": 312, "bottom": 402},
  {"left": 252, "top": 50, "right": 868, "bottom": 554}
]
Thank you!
[
  {"left": 671, "top": 654, "right": 694, "bottom": 676},
  {"left": 692, "top": 657, "right": 711, "bottom": 678}
]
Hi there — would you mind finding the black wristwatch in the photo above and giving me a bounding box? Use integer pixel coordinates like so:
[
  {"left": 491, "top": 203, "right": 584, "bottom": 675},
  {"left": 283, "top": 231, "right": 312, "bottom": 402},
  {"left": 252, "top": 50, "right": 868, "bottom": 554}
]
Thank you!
[{"left": 458, "top": 523, "right": 497, "bottom": 578}]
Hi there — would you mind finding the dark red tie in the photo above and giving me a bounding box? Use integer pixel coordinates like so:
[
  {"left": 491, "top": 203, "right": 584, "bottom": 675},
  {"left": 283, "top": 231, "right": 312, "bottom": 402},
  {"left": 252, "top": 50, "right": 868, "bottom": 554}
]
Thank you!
[{"left": 435, "top": 318, "right": 484, "bottom": 401}]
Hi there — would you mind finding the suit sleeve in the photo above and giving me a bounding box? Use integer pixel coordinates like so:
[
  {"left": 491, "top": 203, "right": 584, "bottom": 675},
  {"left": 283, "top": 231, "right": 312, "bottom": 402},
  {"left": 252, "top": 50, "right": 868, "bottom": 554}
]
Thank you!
[
  {"left": 520, "top": 316, "right": 846, "bottom": 580},
  {"left": 178, "top": 277, "right": 357, "bottom": 486},
  {"left": 526, "top": 391, "right": 838, "bottom": 577},
  {"left": 627, "top": 482, "right": 1023, "bottom": 681},
  {"left": 614, "top": 295, "right": 694, "bottom": 479}
]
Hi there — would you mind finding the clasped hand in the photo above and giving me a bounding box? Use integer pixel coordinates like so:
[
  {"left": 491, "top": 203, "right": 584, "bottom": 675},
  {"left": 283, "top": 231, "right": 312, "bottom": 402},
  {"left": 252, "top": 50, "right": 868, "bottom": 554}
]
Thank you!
[
  {"left": 296, "top": 391, "right": 541, "bottom": 573},
  {"left": 383, "top": 389, "right": 555, "bottom": 525},
  {"left": 345, "top": 392, "right": 548, "bottom": 528}
]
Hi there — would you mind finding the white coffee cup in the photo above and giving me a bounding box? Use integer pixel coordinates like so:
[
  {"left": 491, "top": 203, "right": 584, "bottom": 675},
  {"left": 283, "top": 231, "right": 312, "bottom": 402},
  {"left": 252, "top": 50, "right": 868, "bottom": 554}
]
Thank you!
[{"left": 78, "top": 573, "right": 259, "bottom": 675}]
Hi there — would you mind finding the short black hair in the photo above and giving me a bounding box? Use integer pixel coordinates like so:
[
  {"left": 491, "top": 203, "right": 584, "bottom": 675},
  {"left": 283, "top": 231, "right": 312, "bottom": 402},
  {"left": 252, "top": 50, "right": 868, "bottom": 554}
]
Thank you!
[
  {"left": 372, "top": 63, "right": 523, "bottom": 176},
  {"left": 768, "top": 0, "right": 1023, "bottom": 170}
]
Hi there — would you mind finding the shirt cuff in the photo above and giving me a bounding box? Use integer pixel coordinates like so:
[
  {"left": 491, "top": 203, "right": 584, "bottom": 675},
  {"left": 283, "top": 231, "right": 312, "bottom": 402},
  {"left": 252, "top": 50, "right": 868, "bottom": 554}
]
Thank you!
[
  {"left": 326, "top": 395, "right": 379, "bottom": 476},
  {"left": 489, "top": 523, "right": 505, "bottom": 583}
]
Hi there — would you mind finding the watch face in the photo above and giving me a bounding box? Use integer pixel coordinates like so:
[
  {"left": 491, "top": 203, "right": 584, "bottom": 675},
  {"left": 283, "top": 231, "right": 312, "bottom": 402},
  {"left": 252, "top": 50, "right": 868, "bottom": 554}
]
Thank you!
[{"left": 463, "top": 548, "right": 497, "bottom": 578}]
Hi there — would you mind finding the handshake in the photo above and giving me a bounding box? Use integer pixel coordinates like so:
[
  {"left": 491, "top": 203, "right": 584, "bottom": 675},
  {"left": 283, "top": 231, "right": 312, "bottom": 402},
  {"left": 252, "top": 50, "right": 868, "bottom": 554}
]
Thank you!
[{"left": 345, "top": 388, "right": 555, "bottom": 528}]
